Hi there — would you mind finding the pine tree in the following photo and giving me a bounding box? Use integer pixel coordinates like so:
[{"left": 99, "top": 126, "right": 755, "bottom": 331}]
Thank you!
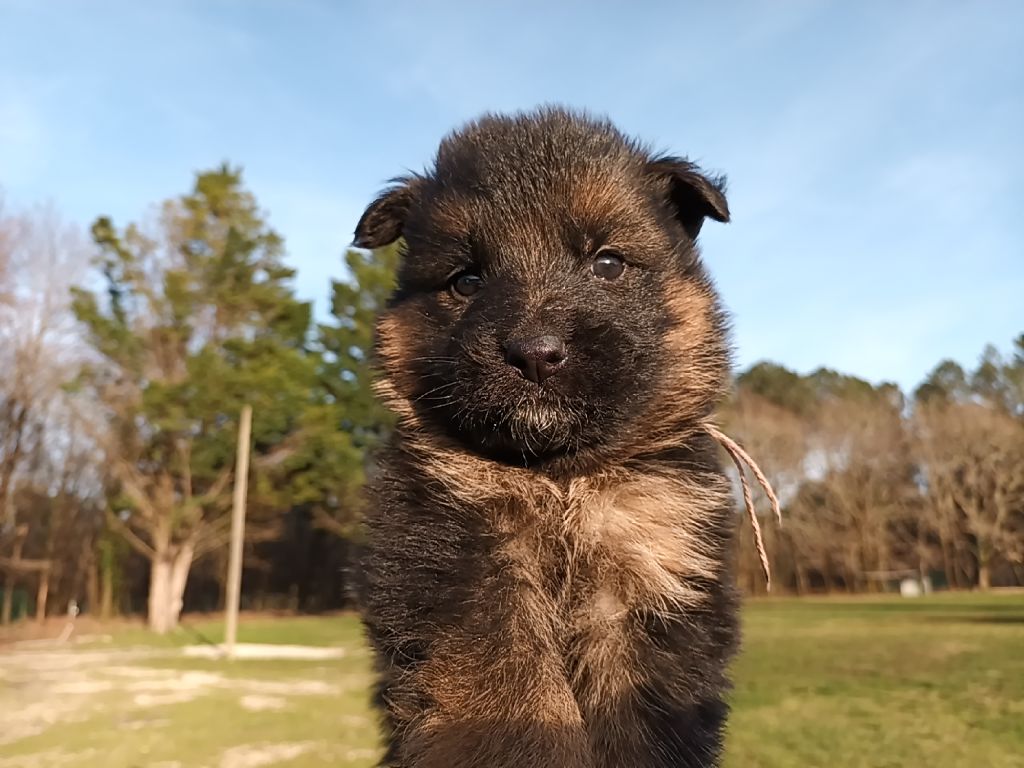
[
  {"left": 300, "top": 244, "right": 399, "bottom": 538},
  {"left": 72, "top": 165, "right": 316, "bottom": 633}
]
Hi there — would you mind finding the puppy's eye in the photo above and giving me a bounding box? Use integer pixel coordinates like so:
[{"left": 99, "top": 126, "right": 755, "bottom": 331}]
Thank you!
[
  {"left": 450, "top": 272, "right": 484, "bottom": 298},
  {"left": 592, "top": 251, "right": 625, "bottom": 281}
]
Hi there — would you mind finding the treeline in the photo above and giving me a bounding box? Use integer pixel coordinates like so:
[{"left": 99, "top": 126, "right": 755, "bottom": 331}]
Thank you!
[
  {"left": 1, "top": 168, "right": 1021, "bottom": 632},
  {"left": 726, "top": 346, "right": 1024, "bottom": 594},
  {"left": 0, "top": 168, "right": 396, "bottom": 631}
]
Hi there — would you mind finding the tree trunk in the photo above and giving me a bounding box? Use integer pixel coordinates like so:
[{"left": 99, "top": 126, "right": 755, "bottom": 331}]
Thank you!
[
  {"left": 214, "top": 549, "right": 228, "bottom": 611},
  {"left": 96, "top": 538, "right": 116, "bottom": 619},
  {"left": 35, "top": 567, "right": 50, "bottom": 622},
  {"left": 954, "top": 548, "right": 968, "bottom": 590},
  {"left": 977, "top": 541, "right": 992, "bottom": 591},
  {"left": 100, "top": 559, "right": 114, "bottom": 619},
  {"left": 1, "top": 534, "right": 24, "bottom": 624},
  {"left": 978, "top": 562, "right": 991, "bottom": 591},
  {"left": 86, "top": 555, "right": 99, "bottom": 617},
  {"left": 822, "top": 556, "right": 834, "bottom": 594},
  {"left": 1012, "top": 564, "right": 1024, "bottom": 589},
  {"left": 795, "top": 564, "right": 810, "bottom": 595},
  {"left": 1, "top": 575, "right": 13, "bottom": 624},
  {"left": 147, "top": 542, "right": 195, "bottom": 634},
  {"left": 939, "top": 532, "right": 955, "bottom": 589}
]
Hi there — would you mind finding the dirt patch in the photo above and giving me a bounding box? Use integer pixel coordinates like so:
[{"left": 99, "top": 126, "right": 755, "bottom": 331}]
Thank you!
[
  {"left": 49, "top": 680, "right": 115, "bottom": 695},
  {"left": 240, "top": 678, "right": 339, "bottom": 696},
  {"left": 133, "top": 691, "right": 201, "bottom": 707},
  {"left": 182, "top": 643, "right": 345, "bottom": 660},
  {"left": 218, "top": 742, "right": 316, "bottom": 768},
  {"left": 0, "top": 748, "right": 99, "bottom": 768},
  {"left": 0, "top": 643, "right": 357, "bottom": 754},
  {"left": 124, "top": 670, "right": 225, "bottom": 692},
  {"left": 239, "top": 694, "right": 287, "bottom": 712},
  {"left": 0, "top": 699, "right": 88, "bottom": 746}
]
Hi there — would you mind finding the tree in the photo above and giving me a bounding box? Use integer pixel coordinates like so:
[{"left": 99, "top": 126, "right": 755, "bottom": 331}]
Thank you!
[
  {"left": 723, "top": 381, "right": 811, "bottom": 593},
  {"left": 810, "top": 383, "right": 917, "bottom": 591},
  {"left": 323, "top": 244, "right": 399, "bottom": 453},
  {"left": 736, "top": 361, "right": 817, "bottom": 417},
  {"left": 914, "top": 360, "right": 970, "bottom": 406},
  {"left": 970, "top": 343, "right": 1024, "bottom": 418},
  {"left": 71, "top": 165, "right": 316, "bottom": 632},
  {"left": 913, "top": 349, "right": 1024, "bottom": 590},
  {"left": 301, "top": 244, "right": 399, "bottom": 538},
  {"left": 914, "top": 402, "right": 1024, "bottom": 589},
  {"left": 0, "top": 202, "right": 89, "bottom": 623},
  {"left": 9, "top": 421, "right": 104, "bottom": 622},
  {"left": 729, "top": 365, "right": 919, "bottom": 593}
]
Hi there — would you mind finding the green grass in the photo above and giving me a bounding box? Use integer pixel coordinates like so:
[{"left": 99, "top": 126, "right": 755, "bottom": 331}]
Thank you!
[
  {"left": 1, "top": 593, "right": 1021, "bottom": 767},
  {"left": 725, "top": 593, "right": 1024, "bottom": 767}
]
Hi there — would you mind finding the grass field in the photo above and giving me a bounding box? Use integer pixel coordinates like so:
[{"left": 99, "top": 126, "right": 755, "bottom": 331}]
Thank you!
[{"left": 1, "top": 593, "right": 1022, "bottom": 767}]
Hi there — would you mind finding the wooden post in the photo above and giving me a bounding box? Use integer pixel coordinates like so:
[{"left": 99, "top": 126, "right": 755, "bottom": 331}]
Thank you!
[{"left": 224, "top": 405, "right": 252, "bottom": 660}]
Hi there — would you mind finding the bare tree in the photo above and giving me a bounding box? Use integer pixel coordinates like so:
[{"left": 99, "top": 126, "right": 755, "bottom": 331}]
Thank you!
[
  {"left": 914, "top": 401, "right": 1024, "bottom": 589},
  {"left": 727, "top": 368, "right": 927, "bottom": 594},
  {"left": 0, "top": 196, "right": 13, "bottom": 307},
  {"left": 725, "top": 390, "right": 811, "bottom": 593},
  {"left": 0, "top": 202, "right": 90, "bottom": 622},
  {"left": 811, "top": 392, "right": 919, "bottom": 590}
]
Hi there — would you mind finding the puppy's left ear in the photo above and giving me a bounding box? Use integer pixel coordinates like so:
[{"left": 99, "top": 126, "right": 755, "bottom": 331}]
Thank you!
[
  {"left": 647, "top": 157, "right": 730, "bottom": 239},
  {"left": 353, "top": 176, "right": 420, "bottom": 249}
]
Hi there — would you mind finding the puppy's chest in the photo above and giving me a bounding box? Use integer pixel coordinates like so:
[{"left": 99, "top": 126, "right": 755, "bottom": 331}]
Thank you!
[{"left": 499, "top": 476, "right": 720, "bottom": 620}]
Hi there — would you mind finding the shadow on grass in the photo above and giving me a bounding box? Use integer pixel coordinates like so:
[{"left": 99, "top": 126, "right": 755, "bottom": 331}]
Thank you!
[
  {"left": 922, "top": 614, "right": 1024, "bottom": 625},
  {"left": 179, "top": 622, "right": 219, "bottom": 646}
]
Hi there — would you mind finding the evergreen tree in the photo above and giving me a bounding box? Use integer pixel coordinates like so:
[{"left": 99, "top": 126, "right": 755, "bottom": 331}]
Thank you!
[
  {"left": 71, "top": 165, "right": 316, "bottom": 632},
  {"left": 301, "top": 244, "right": 399, "bottom": 538}
]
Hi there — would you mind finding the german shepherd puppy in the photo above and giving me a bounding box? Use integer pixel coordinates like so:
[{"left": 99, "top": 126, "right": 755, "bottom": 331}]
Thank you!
[{"left": 355, "top": 107, "right": 738, "bottom": 768}]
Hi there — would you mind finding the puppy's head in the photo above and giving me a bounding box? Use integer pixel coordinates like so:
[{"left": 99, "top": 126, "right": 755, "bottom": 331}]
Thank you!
[{"left": 358, "top": 107, "right": 731, "bottom": 465}]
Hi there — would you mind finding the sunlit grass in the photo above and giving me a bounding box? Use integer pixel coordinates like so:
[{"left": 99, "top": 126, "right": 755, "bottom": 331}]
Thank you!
[
  {"left": 726, "top": 592, "right": 1024, "bottom": 767},
  {"left": 2, "top": 593, "right": 1021, "bottom": 767}
]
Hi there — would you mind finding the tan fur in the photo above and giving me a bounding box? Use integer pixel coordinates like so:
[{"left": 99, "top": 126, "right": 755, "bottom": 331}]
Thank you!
[
  {"left": 374, "top": 313, "right": 419, "bottom": 422},
  {"left": 632, "top": 277, "right": 725, "bottom": 455},
  {"left": 379, "top": 348, "right": 729, "bottom": 701},
  {"left": 567, "top": 172, "right": 674, "bottom": 259}
]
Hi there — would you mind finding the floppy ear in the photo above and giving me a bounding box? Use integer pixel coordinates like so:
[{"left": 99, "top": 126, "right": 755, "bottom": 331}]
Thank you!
[
  {"left": 647, "top": 157, "right": 730, "bottom": 239},
  {"left": 353, "top": 177, "right": 420, "bottom": 249}
]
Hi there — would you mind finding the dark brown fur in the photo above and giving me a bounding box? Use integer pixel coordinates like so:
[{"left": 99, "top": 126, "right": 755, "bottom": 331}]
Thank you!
[{"left": 355, "top": 107, "right": 739, "bottom": 767}]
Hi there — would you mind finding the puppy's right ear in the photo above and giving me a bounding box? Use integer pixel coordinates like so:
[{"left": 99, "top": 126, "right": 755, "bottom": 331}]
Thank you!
[{"left": 353, "top": 177, "right": 420, "bottom": 249}]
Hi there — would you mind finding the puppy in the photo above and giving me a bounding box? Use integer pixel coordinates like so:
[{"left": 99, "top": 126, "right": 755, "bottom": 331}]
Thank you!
[{"left": 356, "top": 107, "right": 739, "bottom": 768}]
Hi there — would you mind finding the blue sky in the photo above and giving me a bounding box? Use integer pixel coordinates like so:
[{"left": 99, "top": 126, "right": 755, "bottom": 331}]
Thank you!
[{"left": 2, "top": 0, "right": 1021, "bottom": 392}]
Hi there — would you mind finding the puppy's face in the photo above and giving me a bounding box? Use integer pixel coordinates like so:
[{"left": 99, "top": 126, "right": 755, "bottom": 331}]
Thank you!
[{"left": 357, "top": 109, "right": 730, "bottom": 464}]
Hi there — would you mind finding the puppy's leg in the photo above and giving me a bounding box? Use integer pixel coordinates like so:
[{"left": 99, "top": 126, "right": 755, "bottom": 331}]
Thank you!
[
  {"left": 404, "top": 623, "right": 591, "bottom": 767},
  {"left": 364, "top": 513, "right": 592, "bottom": 768},
  {"left": 572, "top": 600, "right": 737, "bottom": 768},
  {"left": 586, "top": 685, "right": 729, "bottom": 768}
]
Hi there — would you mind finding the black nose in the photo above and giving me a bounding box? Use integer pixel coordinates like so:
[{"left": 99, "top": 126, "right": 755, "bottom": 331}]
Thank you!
[{"left": 504, "top": 335, "right": 568, "bottom": 384}]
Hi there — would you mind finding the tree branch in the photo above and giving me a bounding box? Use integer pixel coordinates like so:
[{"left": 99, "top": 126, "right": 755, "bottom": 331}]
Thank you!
[
  {"left": 312, "top": 507, "right": 355, "bottom": 539},
  {"left": 0, "top": 556, "right": 51, "bottom": 575},
  {"left": 106, "top": 509, "right": 157, "bottom": 559},
  {"left": 193, "top": 464, "right": 234, "bottom": 508}
]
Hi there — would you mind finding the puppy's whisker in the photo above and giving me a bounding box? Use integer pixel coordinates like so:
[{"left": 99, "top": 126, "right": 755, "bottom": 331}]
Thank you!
[
  {"left": 414, "top": 381, "right": 462, "bottom": 403},
  {"left": 408, "top": 355, "right": 458, "bottom": 364}
]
